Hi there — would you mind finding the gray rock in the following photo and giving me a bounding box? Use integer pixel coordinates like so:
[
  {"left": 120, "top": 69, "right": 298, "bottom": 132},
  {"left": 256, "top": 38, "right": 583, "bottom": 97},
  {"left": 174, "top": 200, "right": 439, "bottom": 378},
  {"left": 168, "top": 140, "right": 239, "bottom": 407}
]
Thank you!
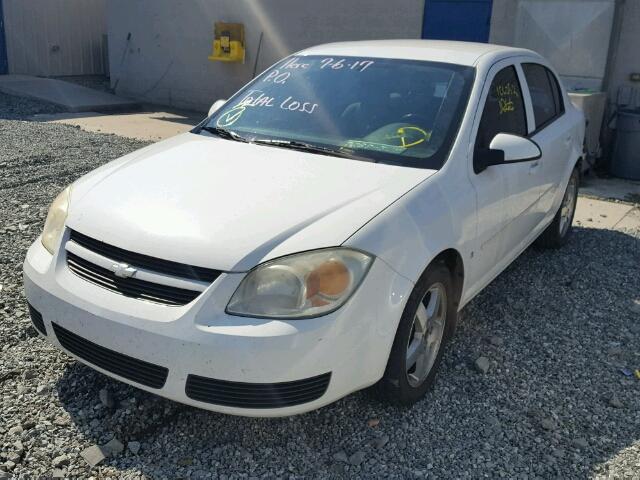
[
  {"left": 6, "top": 452, "right": 20, "bottom": 463},
  {"left": 349, "top": 451, "right": 366, "bottom": 466},
  {"left": 489, "top": 336, "right": 504, "bottom": 346},
  {"left": 609, "top": 395, "right": 623, "bottom": 408},
  {"left": 332, "top": 451, "right": 348, "bottom": 463},
  {"left": 52, "top": 455, "right": 69, "bottom": 468},
  {"left": 52, "top": 468, "right": 66, "bottom": 479},
  {"left": 607, "top": 346, "right": 623, "bottom": 356},
  {"left": 375, "top": 435, "right": 390, "bottom": 449},
  {"left": 20, "top": 420, "right": 35, "bottom": 430},
  {"left": 99, "top": 388, "right": 114, "bottom": 408},
  {"left": 475, "top": 356, "right": 491, "bottom": 374},
  {"left": 8, "top": 425, "right": 23, "bottom": 436},
  {"left": 80, "top": 445, "right": 106, "bottom": 467},
  {"left": 53, "top": 415, "right": 70, "bottom": 427},
  {"left": 540, "top": 418, "right": 557, "bottom": 431},
  {"left": 13, "top": 440, "right": 24, "bottom": 454},
  {"left": 127, "top": 441, "right": 141, "bottom": 455},
  {"left": 35, "top": 384, "right": 49, "bottom": 395},
  {"left": 102, "top": 438, "right": 124, "bottom": 456},
  {"left": 573, "top": 438, "right": 589, "bottom": 449}
]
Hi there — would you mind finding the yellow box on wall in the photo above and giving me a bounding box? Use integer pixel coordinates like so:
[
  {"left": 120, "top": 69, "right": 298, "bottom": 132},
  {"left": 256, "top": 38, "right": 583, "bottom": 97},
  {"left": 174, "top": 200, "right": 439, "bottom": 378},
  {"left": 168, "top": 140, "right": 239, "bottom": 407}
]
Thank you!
[{"left": 208, "top": 22, "right": 245, "bottom": 63}]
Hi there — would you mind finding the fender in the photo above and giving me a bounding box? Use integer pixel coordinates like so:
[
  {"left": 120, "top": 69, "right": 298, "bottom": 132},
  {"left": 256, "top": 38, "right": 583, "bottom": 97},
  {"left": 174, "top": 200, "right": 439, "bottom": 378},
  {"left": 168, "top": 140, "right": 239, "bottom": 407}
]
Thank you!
[{"left": 344, "top": 174, "right": 473, "bottom": 291}]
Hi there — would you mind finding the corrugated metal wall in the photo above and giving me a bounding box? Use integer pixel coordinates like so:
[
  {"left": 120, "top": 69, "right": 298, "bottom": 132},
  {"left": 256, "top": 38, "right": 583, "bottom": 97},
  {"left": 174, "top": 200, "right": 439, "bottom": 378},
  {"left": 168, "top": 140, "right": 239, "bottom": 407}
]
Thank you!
[{"left": 3, "top": 0, "right": 107, "bottom": 76}]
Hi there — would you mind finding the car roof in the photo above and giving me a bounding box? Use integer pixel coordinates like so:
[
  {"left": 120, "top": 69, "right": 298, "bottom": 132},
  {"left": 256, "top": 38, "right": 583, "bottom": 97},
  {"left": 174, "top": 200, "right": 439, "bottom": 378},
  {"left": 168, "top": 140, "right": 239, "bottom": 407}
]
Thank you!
[{"left": 298, "top": 40, "right": 537, "bottom": 67}]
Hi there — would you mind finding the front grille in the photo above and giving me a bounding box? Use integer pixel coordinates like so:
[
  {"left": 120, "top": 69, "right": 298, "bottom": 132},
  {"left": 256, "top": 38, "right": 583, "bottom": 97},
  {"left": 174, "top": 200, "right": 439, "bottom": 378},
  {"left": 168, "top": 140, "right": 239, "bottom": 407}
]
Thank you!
[
  {"left": 185, "top": 372, "right": 331, "bottom": 409},
  {"left": 52, "top": 322, "right": 168, "bottom": 389},
  {"left": 67, "top": 252, "right": 201, "bottom": 306},
  {"left": 27, "top": 303, "right": 46, "bottom": 335},
  {"left": 69, "top": 229, "right": 221, "bottom": 283}
]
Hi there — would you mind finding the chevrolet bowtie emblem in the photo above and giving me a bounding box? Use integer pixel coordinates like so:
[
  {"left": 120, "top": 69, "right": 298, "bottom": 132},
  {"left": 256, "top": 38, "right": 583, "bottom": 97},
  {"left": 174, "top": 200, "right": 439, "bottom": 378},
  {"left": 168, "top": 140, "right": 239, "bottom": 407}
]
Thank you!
[{"left": 112, "top": 262, "right": 137, "bottom": 279}]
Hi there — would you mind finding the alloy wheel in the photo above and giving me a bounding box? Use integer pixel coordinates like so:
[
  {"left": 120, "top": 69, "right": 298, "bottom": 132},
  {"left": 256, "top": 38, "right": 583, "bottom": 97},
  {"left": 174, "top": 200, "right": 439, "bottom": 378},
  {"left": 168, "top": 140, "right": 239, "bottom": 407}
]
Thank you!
[
  {"left": 559, "top": 173, "right": 578, "bottom": 236},
  {"left": 405, "top": 283, "right": 447, "bottom": 387}
]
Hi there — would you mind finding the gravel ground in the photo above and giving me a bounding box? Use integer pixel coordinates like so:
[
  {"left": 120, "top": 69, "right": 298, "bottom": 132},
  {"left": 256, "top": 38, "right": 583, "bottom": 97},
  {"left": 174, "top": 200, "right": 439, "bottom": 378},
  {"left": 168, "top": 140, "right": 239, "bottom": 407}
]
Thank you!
[{"left": 1, "top": 92, "right": 639, "bottom": 479}]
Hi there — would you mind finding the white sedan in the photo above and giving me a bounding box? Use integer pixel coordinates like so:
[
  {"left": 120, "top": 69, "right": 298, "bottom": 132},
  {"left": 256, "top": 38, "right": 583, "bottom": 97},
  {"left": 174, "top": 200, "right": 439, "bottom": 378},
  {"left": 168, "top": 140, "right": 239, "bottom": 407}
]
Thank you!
[{"left": 23, "top": 40, "right": 584, "bottom": 416}]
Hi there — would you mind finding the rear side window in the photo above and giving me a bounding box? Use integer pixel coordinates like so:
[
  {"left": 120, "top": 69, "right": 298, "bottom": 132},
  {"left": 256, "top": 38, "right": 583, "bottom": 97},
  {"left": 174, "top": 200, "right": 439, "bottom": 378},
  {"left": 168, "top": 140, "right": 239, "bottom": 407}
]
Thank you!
[
  {"left": 547, "top": 68, "right": 564, "bottom": 116},
  {"left": 474, "top": 66, "right": 527, "bottom": 151},
  {"left": 522, "top": 63, "right": 564, "bottom": 130}
]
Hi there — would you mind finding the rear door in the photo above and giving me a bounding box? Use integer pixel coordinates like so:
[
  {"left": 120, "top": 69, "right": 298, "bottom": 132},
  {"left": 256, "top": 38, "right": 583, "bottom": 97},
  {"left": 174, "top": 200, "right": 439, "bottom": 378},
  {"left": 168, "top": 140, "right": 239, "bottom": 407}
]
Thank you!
[{"left": 521, "top": 62, "right": 573, "bottom": 216}]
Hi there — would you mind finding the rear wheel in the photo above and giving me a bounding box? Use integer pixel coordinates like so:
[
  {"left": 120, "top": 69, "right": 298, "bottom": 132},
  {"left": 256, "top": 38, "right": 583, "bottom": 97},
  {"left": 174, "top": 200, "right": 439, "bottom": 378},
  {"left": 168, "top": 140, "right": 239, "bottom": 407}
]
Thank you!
[
  {"left": 374, "top": 263, "right": 456, "bottom": 405},
  {"left": 536, "top": 166, "right": 579, "bottom": 248}
]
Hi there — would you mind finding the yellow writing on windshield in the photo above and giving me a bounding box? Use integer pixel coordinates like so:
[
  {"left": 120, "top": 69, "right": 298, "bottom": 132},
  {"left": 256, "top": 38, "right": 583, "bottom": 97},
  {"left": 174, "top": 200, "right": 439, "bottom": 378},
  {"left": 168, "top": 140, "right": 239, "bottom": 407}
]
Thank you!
[{"left": 388, "top": 126, "right": 432, "bottom": 148}]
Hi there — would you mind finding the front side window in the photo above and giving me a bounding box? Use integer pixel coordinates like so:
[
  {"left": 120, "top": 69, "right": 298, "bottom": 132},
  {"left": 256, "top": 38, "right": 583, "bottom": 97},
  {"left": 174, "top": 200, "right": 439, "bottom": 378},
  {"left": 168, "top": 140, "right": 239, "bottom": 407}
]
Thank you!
[
  {"left": 474, "top": 65, "right": 527, "bottom": 152},
  {"left": 201, "top": 56, "right": 475, "bottom": 169},
  {"left": 522, "top": 63, "right": 562, "bottom": 129}
]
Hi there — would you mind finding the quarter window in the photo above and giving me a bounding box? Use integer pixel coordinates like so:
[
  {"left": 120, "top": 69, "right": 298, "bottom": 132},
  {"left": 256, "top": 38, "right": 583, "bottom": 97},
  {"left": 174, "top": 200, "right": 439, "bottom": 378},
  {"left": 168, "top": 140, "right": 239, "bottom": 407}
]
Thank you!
[
  {"left": 474, "top": 66, "right": 527, "bottom": 152},
  {"left": 522, "top": 63, "right": 564, "bottom": 130}
]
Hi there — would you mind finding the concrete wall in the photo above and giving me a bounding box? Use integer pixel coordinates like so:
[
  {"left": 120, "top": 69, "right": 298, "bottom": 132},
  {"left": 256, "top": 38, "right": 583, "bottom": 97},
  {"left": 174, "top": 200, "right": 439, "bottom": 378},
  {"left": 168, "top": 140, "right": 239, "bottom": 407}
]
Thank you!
[
  {"left": 3, "top": 0, "right": 107, "bottom": 76},
  {"left": 107, "top": 0, "right": 424, "bottom": 112},
  {"left": 605, "top": 0, "right": 640, "bottom": 108},
  {"left": 490, "top": 0, "right": 615, "bottom": 91}
]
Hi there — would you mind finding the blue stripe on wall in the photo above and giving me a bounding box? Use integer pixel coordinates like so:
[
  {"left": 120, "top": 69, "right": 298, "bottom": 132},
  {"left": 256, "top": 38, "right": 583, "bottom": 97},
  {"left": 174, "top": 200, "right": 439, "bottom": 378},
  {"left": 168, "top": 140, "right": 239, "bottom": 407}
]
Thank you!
[
  {"left": 422, "top": 0, "right": 494, "bottom": 43},
  {"left": 0, "top": 0, "right": 8, "bottom": 74}
]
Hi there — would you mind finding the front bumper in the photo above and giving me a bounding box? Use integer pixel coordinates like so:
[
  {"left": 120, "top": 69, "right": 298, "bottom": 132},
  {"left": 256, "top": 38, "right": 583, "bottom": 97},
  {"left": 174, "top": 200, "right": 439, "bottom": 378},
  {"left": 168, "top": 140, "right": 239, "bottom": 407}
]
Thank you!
[{"left": 23, "top": 237, "right": 413, "bottom": 416}]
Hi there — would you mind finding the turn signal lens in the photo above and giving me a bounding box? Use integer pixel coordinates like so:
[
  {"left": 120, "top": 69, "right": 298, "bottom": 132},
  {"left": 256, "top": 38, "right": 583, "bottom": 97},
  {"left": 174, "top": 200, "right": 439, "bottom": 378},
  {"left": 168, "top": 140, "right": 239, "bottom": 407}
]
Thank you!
[
  {"left": 226, "top": 248, "right": 373, "bottom": 319},
  {"left": 306, "top": 260, "right": 350, "bottom": 306}
]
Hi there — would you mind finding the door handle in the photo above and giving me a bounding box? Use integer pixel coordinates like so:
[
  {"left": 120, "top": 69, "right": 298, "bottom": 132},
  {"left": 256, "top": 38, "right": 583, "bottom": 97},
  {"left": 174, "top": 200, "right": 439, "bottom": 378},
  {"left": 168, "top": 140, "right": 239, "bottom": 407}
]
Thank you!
[
  {"left": 564, "top": 135, "right": 572, "bottom": 145},
  {"left": 529, "top": 161, "right": 540, "bottom": 169}
]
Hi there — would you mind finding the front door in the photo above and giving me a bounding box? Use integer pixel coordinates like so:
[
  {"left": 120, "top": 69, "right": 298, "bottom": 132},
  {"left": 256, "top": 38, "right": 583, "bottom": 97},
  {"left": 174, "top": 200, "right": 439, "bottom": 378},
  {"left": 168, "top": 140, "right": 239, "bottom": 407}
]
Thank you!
[
  {"left": 468, "top": 61, "right": 544, "bottom": 288},
  {"left": 422, "top": 0, "right": 494, "bottom": 43},
  {"left": 464, "top": 62, "right": 524, "bottom": 295},
  {"left": 491, "top": 63, "right": 547, "bottom": 259}
]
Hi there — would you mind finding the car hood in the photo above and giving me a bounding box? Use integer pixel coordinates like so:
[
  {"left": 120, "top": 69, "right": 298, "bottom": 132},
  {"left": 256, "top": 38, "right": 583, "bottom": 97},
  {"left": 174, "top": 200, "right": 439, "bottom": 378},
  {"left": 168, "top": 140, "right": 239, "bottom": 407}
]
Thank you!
[{"left": 68, "top": 133, "right": 435, "bottom": 271}]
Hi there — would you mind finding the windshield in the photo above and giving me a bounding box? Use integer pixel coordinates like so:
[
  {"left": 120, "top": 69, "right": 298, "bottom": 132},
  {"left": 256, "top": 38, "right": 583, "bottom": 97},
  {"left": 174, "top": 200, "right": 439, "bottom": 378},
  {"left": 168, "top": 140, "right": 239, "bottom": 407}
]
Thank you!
[{"left": 200, "top": 55, "right": 474, "bottom": 169}]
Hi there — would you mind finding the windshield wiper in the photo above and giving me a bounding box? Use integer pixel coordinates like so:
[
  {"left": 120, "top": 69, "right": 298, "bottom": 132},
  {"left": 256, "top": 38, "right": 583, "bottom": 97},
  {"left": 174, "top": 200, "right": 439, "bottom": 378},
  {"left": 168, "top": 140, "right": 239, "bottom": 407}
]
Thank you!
[
  {"left": 200, "top": 126, "right": 249, "bottom": 143},
  {"left": 253, "top": 139, "right": 373, "bottom": 161}
]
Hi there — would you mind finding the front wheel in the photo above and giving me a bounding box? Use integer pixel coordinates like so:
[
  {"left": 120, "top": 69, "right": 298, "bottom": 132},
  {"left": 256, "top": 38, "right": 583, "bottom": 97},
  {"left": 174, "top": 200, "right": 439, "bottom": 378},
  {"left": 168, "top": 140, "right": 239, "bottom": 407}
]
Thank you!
[
  {"left": 374, "top": 262, "right": 456, "bottom": 406},
  {"left": 536, "top": 166, "right": 579, "bottom": 249}
]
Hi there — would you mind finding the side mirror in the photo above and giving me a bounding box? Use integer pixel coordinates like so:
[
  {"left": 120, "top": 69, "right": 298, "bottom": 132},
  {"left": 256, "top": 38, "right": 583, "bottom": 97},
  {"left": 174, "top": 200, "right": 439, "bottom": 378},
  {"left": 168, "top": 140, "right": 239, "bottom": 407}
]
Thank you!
[
  {"left": 208, "top": 99, "right": 227, "bottom": 117},
  {"left": 474, "top": 133, "right": 541, "bottom": 173}
]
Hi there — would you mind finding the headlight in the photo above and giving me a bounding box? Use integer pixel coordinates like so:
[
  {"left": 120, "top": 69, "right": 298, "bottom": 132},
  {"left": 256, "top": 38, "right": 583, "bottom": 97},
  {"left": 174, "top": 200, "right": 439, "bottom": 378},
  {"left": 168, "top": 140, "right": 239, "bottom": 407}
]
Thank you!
[
  {"left": 226, "top": 248, "right": 373, "bottom": 319},
  {"left": 41, "top": 186, "right": 71, "bottom": 254}
]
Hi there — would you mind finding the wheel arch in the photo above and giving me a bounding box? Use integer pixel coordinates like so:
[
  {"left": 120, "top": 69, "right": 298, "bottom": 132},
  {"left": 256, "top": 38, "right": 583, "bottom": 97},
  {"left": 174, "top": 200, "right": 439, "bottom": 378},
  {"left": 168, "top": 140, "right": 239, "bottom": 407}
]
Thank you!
[{"left": 429, "top": 248, "right": 465, "bottom": 311}]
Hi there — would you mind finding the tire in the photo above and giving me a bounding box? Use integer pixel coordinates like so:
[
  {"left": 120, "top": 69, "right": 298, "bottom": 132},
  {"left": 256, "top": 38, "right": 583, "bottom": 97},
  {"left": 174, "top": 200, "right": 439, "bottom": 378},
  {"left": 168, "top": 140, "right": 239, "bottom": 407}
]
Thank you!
[
  {"left": 536, "top": 166, "right": 579, "bottom": 249},
  {"left": 374, "top": 262, "right": 456, "bottom": 406}
]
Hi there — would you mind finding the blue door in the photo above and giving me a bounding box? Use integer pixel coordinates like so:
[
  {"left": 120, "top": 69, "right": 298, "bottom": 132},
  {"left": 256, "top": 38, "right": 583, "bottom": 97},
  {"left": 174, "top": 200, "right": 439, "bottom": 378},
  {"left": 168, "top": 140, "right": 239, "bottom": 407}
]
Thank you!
[
  {"left": 422, "top": 0, "right": 493, "bottom": 43},
  {"left": 0, "top": 0, "right": 8, "bottom": 74}
]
